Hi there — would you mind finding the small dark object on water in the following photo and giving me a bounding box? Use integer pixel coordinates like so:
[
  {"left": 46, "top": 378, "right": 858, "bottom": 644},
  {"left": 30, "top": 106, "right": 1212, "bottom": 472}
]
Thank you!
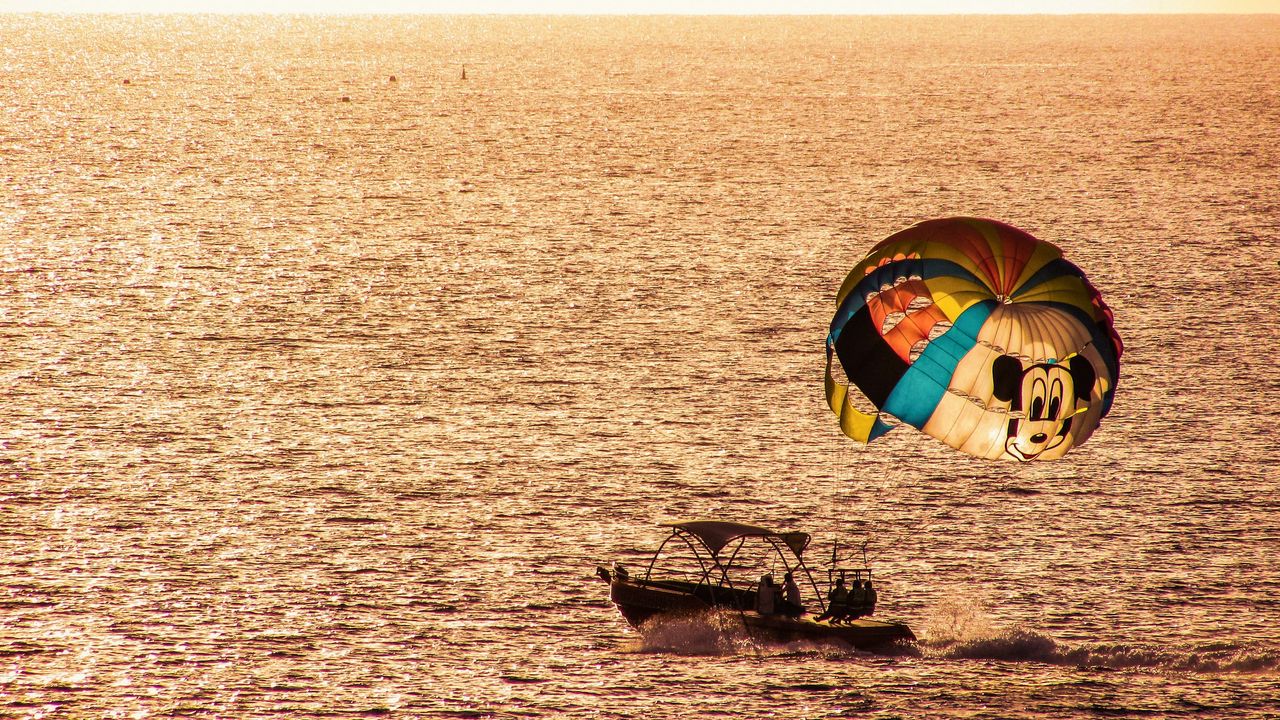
[
  {"left": 341, "top": 95, "right": 351, "bottom": 102},
  {"left": 389, "top": 75, "right": 397, "bottom": 82},
  {"left": 122, "top": 78, "right": 131, "bottom": 85}
]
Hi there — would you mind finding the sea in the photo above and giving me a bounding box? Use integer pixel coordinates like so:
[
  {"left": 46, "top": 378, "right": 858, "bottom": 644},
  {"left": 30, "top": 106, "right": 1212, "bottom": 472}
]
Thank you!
[{"left": 1, "top": 12, "right": 1278, "bottom": 719}]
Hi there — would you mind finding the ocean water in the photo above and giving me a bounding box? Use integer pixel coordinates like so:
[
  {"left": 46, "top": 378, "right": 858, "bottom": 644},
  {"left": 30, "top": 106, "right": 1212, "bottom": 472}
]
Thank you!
[{"left": 2, "top": 12, "right": 1279, "bottom": 718}]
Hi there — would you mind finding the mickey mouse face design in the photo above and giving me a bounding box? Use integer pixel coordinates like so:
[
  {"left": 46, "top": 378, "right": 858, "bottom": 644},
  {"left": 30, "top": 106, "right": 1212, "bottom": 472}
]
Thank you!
[{"left": 991, "top": 354, "right": 1096, "bottom": 462}]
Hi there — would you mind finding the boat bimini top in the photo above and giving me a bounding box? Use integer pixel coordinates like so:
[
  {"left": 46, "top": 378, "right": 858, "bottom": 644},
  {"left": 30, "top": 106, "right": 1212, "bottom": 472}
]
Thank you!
[{"left": 663, "top": 521, "right": 811, "bottom": 558}]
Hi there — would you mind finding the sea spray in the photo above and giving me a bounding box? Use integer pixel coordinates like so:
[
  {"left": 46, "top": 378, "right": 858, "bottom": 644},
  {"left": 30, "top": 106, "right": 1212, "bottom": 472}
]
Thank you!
[
  {"left": 918, "top": 593, "right": 1000, "bottom": 646},
  {"left": 917, "top": 594, "right": 1058, "bottom": 661},
  {"left": 629, "top": 610, "right": 754, "bottom": 656}
]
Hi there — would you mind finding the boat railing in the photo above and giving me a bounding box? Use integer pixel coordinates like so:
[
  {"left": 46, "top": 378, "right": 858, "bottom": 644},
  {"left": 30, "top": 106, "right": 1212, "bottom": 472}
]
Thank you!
[{"left": 828, "top": 567, "right": 874, "bottom": 584}]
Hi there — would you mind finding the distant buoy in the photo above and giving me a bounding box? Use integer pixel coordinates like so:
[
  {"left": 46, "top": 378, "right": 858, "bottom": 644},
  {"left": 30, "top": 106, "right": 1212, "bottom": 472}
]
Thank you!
[
  {"left": 389, "top": 75, "right": 397, "bottom": 83},
  {"left": 461, "top": 64, "right": 467, "bottom": 81},
  {"left": 341, "top": 95, "right": 351, "bottom": 103},
  {"left": 122, "top": 78, "right": 131, "bottom": 85}
]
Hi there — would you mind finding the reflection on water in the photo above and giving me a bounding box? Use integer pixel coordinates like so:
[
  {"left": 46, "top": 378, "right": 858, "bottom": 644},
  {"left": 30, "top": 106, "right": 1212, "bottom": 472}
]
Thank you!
[{"left": 2, "top": 12, "right": 1279, "bottom": 719}]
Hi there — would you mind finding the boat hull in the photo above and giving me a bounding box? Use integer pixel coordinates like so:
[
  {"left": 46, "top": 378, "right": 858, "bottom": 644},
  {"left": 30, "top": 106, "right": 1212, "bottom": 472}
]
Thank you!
[
  {"left": 609, "top": 579, "right": 915, "bottom": 651},
  {"left": 609, "top": 577, "right": 711, "bottom": 627}
]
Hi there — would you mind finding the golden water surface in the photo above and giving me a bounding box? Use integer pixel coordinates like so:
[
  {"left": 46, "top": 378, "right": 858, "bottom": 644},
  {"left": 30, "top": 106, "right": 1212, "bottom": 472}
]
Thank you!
[{"left": 2, "top": 13, "right": 1279, "bottom": 718}]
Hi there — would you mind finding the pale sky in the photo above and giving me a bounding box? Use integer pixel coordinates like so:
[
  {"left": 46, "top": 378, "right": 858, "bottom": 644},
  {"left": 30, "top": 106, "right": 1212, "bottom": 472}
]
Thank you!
[{"left": 3, "top": 0, "right": 1278, "bottom": 12}]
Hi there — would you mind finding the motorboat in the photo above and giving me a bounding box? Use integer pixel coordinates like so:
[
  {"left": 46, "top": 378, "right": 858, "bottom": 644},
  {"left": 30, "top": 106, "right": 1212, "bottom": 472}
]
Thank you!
[{"left": 597, "top": 520, "right": 915, "bottom": 651}]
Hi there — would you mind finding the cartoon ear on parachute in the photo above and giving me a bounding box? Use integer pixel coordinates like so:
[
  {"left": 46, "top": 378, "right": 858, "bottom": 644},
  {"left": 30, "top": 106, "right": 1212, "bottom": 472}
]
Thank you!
[
  {"left": 1066, "top": 354, "right": 1095, "bottom": 401},
  {"left": 991, "top": 355, "right": 1023, "bottom": 404}
]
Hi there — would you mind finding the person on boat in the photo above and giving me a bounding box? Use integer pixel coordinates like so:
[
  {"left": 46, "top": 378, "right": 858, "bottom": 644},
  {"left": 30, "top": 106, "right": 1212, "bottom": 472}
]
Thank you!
[
  {"left": 815, "top": 577, "right": 848, "bottom": 622},
  {"left": 844, "top": 580, "right": 867, "bottom": 621},
  {"left": 863, "top": 580, "right": 877, "bottom": 616},
  {"left": 755, "top": 575, "right": 780, "bottom": 615},
  {"left": 829, "top": 580, "right": 863, "bottom": 624},
  {"left": 781, "top": 572, "right": 803, "bottom": 617}
]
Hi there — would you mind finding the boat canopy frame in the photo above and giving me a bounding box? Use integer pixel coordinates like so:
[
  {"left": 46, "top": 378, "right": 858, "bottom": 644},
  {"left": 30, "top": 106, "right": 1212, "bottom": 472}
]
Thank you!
[{"left": 640, "top": 521, "right": 829, "bottom": 614}]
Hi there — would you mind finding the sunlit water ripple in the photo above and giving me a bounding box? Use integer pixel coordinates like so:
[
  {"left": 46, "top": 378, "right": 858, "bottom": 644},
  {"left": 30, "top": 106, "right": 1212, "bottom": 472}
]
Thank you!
[{"left": 1, "top": 13, "right": 1278, "bottom": 719}]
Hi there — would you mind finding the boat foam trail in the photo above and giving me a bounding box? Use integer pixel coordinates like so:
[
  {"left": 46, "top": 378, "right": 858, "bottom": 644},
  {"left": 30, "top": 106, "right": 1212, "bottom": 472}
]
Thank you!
[
  {"left": 919, "top": 598, "right": 1280, "bottom": 672},
  {"left": 924, "top": 629, "right": 1280, "bottom": 673}
]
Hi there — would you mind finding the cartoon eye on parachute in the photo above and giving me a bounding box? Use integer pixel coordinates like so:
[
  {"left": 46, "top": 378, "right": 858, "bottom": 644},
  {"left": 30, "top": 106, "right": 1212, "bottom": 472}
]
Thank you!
[{"left": 825, "top": 217, "right": 1123, "bottom": 462}]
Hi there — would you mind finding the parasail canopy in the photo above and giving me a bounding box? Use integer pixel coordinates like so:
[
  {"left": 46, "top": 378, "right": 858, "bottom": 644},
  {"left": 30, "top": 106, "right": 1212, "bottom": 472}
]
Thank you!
[{"left": 825, "top": 217, "right": 1122, "bottom": 462}]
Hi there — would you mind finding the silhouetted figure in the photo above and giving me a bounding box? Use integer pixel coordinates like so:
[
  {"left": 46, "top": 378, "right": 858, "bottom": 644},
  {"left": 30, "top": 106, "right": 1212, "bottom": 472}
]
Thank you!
[
  {"left": 755, "top": 575, "right": 780, "bottom": 615},
  {"left": 782, "top": 572, "right": 803, "bottom": 617},
  {"left": 816, "top": 578, "right": 848, "bottom": 622},
  {"left": 839, "top": 580, "right": 866, "bottom": 622}
]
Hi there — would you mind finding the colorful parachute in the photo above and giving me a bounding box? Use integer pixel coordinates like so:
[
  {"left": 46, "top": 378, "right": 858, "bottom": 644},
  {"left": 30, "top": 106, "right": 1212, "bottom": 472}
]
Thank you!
[{"left": 825, "top": 217, "right": 1122, "bottom": 462}]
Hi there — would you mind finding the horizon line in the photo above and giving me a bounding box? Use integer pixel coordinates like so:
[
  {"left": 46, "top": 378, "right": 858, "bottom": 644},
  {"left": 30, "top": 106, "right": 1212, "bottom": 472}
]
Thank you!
[{"left": 5, "top": 8, "right": 1278, "bottom": 14}]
